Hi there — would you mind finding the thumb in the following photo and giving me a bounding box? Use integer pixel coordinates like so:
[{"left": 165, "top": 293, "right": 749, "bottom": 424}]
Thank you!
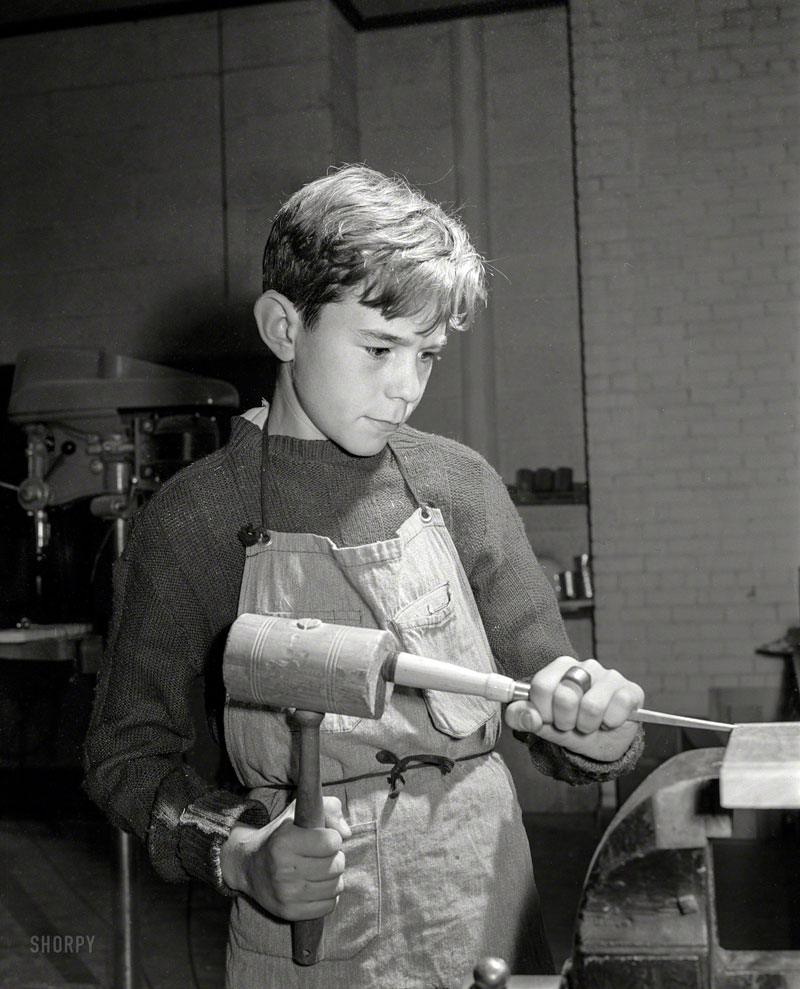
[
  {"left": 322, "top": 795, "right": 352, "bottom": 839},
  {"left": 256, "top": 798, "right": 297, "bottom": 843},
  {"left": 504, "top": 700, "right": 544, "bottom": 734}
]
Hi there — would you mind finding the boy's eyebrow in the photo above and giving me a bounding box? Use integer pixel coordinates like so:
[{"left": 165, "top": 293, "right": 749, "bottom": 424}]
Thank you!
[{"left": 357, "top": 329, "right": 448, "bottom": 349}]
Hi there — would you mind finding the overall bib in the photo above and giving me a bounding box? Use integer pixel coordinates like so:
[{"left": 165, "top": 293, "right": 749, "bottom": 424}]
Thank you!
[{"left": 224, "top": 423, "right": 552, "bottom": 988}]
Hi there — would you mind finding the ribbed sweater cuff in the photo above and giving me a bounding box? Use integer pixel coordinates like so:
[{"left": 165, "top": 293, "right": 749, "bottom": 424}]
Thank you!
[
  {"left": 177, "top": 790, "right": 271, "bottom": 896},
  {"left": 515, "top": 723, "right": 645, "bottom": 785}
]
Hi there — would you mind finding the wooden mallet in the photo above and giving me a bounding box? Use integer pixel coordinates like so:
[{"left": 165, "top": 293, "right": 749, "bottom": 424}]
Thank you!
[{"left": 223, "top": 616, "right": 396, "bottom": 966}]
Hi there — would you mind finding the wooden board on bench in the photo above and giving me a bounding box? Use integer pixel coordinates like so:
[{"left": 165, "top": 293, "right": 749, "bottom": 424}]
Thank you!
[{"left": 720, "top": 722, "right": 800, "bottom": 809}]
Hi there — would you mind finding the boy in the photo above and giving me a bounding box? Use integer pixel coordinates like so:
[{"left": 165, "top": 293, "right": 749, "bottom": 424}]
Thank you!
[{"left": 84, "top": 165, "right": 644, "bottom": 988}]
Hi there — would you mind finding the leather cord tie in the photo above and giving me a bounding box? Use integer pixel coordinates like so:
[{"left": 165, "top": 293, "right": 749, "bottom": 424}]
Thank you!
[
  {"left": 374, "top": 749, "right": 455, "bottom": 799},
  {"left": 259, "top": 749, "right": 492, "bottom": 797}
]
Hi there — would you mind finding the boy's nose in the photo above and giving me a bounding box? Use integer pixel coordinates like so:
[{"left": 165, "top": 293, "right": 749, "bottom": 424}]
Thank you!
[{"left": 386, "top": 357, "right": 424, "bottom": 404}]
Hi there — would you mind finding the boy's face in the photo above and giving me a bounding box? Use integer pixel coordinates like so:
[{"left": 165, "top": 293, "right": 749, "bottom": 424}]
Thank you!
[{"left": 281, "top": 295, "right": 447, "bottom": 456}]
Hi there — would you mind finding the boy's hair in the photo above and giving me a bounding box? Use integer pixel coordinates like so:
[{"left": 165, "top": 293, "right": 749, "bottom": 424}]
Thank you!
[{"left": 262, "top": 165, "right": 486, "bottom": 333}]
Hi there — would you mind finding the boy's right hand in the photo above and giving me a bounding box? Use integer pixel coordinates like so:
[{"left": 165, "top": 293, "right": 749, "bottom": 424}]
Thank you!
[{"left": 220, "top": 796, "right": 350, "bottom": 921}]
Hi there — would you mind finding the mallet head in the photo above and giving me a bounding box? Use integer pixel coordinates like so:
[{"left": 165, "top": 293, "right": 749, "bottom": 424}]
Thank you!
[{"left": 224, "top": 614, "right": 396, "bottom": 719}]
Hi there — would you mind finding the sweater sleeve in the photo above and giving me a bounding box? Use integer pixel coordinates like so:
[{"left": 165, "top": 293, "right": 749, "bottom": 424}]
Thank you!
[
  {"left": 83, "top": 511, "right": 270, "bottom": 894},
  {"left": 465, "top": 458, "right": 644, "bottom": 785}
]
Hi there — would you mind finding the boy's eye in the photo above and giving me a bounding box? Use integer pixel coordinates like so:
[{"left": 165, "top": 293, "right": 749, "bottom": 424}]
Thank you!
[{"left": 363, "top": 346, "right": 442, "bottom": 363}]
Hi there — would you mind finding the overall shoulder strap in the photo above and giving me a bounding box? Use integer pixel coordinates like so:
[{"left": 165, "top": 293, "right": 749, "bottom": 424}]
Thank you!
[
  {"left": 388, "top": 434, "right": 453, "bottom": 531},
  {"left": 260, "top": 423, "right": 271, "bottom": 528},
  {"left": 236, "top": 420, "right": 271, "bottom": 547}
]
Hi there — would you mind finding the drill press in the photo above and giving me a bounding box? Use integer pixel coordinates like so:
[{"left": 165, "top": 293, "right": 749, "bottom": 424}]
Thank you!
[{"left": 5, "top": 345, "right": 239, "bottom": 989}]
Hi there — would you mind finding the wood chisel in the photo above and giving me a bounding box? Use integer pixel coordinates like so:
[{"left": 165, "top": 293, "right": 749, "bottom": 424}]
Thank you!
[{"left": 628, "top": 708, "right": 733, "bottom": 732}]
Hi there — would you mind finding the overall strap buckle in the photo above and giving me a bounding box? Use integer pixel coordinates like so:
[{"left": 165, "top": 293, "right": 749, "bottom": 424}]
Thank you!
[{"left": 237, "top": 524, "right": 271, "bottom": 547}]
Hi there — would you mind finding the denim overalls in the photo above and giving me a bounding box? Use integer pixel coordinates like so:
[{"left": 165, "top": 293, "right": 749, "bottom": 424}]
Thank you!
[{"left": 223, "top": 413, "right": 551, "bottom": 987}]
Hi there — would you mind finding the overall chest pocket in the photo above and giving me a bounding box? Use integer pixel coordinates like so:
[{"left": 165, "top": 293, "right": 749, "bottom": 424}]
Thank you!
[
  {"left": 392, "top": 582, "right": 498, "bottom": 739},
  {"left": 393, "top": 582, "right": 454, "bottom": 630}
]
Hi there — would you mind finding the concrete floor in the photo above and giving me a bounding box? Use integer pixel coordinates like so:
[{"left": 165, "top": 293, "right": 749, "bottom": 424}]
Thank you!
[{"left": 0, "top": 768, "right": 602, "bottom": 988}]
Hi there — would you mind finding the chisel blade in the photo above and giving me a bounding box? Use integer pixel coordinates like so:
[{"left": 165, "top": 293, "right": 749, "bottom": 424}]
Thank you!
[{"left": 631, "top": 708, "right": 734, "bottom": 733}]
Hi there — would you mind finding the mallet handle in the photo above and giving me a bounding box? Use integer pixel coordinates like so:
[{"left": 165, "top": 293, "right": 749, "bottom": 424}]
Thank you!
[{"left": 288, "top": 709, "right": 326, "bottom": 966}]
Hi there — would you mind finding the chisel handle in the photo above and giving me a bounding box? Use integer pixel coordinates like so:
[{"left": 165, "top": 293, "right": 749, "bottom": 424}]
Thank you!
[{"left": 390, "top": 652, "right": 529, "bottom": 702}]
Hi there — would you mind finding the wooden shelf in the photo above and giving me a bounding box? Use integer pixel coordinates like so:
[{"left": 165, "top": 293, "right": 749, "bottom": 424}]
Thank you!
[
  {"left": 559, "top": 599, "right": 594, "bottom": 618},
  {"left": 508, "top": 483, "right": 588, "bottom": 506}
]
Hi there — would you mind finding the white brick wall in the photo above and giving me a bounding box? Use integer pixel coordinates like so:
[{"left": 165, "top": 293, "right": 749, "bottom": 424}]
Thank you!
[{"left": 571, "top": 0, "right": 800, "bottom": 715}]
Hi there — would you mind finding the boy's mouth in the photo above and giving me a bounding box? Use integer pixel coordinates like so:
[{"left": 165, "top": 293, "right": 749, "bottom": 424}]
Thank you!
[{"left": 366, "top": 416, "right": 403, "bottom": 428}]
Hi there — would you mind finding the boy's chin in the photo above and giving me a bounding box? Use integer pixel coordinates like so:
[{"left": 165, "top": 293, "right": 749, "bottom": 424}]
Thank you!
[
  {"left": 333, "top": 432, "right": 390, "bottom": 458},
  {"left": 344, "top": 441, "right": 389, "bottom": 457}
]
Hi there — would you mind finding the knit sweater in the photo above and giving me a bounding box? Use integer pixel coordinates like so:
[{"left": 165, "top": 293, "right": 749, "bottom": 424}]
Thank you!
[{"left": 83, "top": 416, "right": 642, "bottom": 894}]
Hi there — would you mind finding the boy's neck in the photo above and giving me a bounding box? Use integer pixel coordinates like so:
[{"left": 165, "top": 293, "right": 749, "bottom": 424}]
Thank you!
[{"left": 268, "top": 363, "right": 327, "bottom": 441}]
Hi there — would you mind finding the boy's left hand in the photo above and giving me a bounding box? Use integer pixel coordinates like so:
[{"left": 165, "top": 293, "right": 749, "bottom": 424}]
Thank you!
[{"left": 504, "top": 655, "right": 645, "bottom": 763}]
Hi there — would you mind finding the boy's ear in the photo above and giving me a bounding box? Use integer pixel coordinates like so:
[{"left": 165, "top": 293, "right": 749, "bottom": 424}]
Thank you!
[{"left": 253, "top": 291, "right": 302, "bottom": 362}]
